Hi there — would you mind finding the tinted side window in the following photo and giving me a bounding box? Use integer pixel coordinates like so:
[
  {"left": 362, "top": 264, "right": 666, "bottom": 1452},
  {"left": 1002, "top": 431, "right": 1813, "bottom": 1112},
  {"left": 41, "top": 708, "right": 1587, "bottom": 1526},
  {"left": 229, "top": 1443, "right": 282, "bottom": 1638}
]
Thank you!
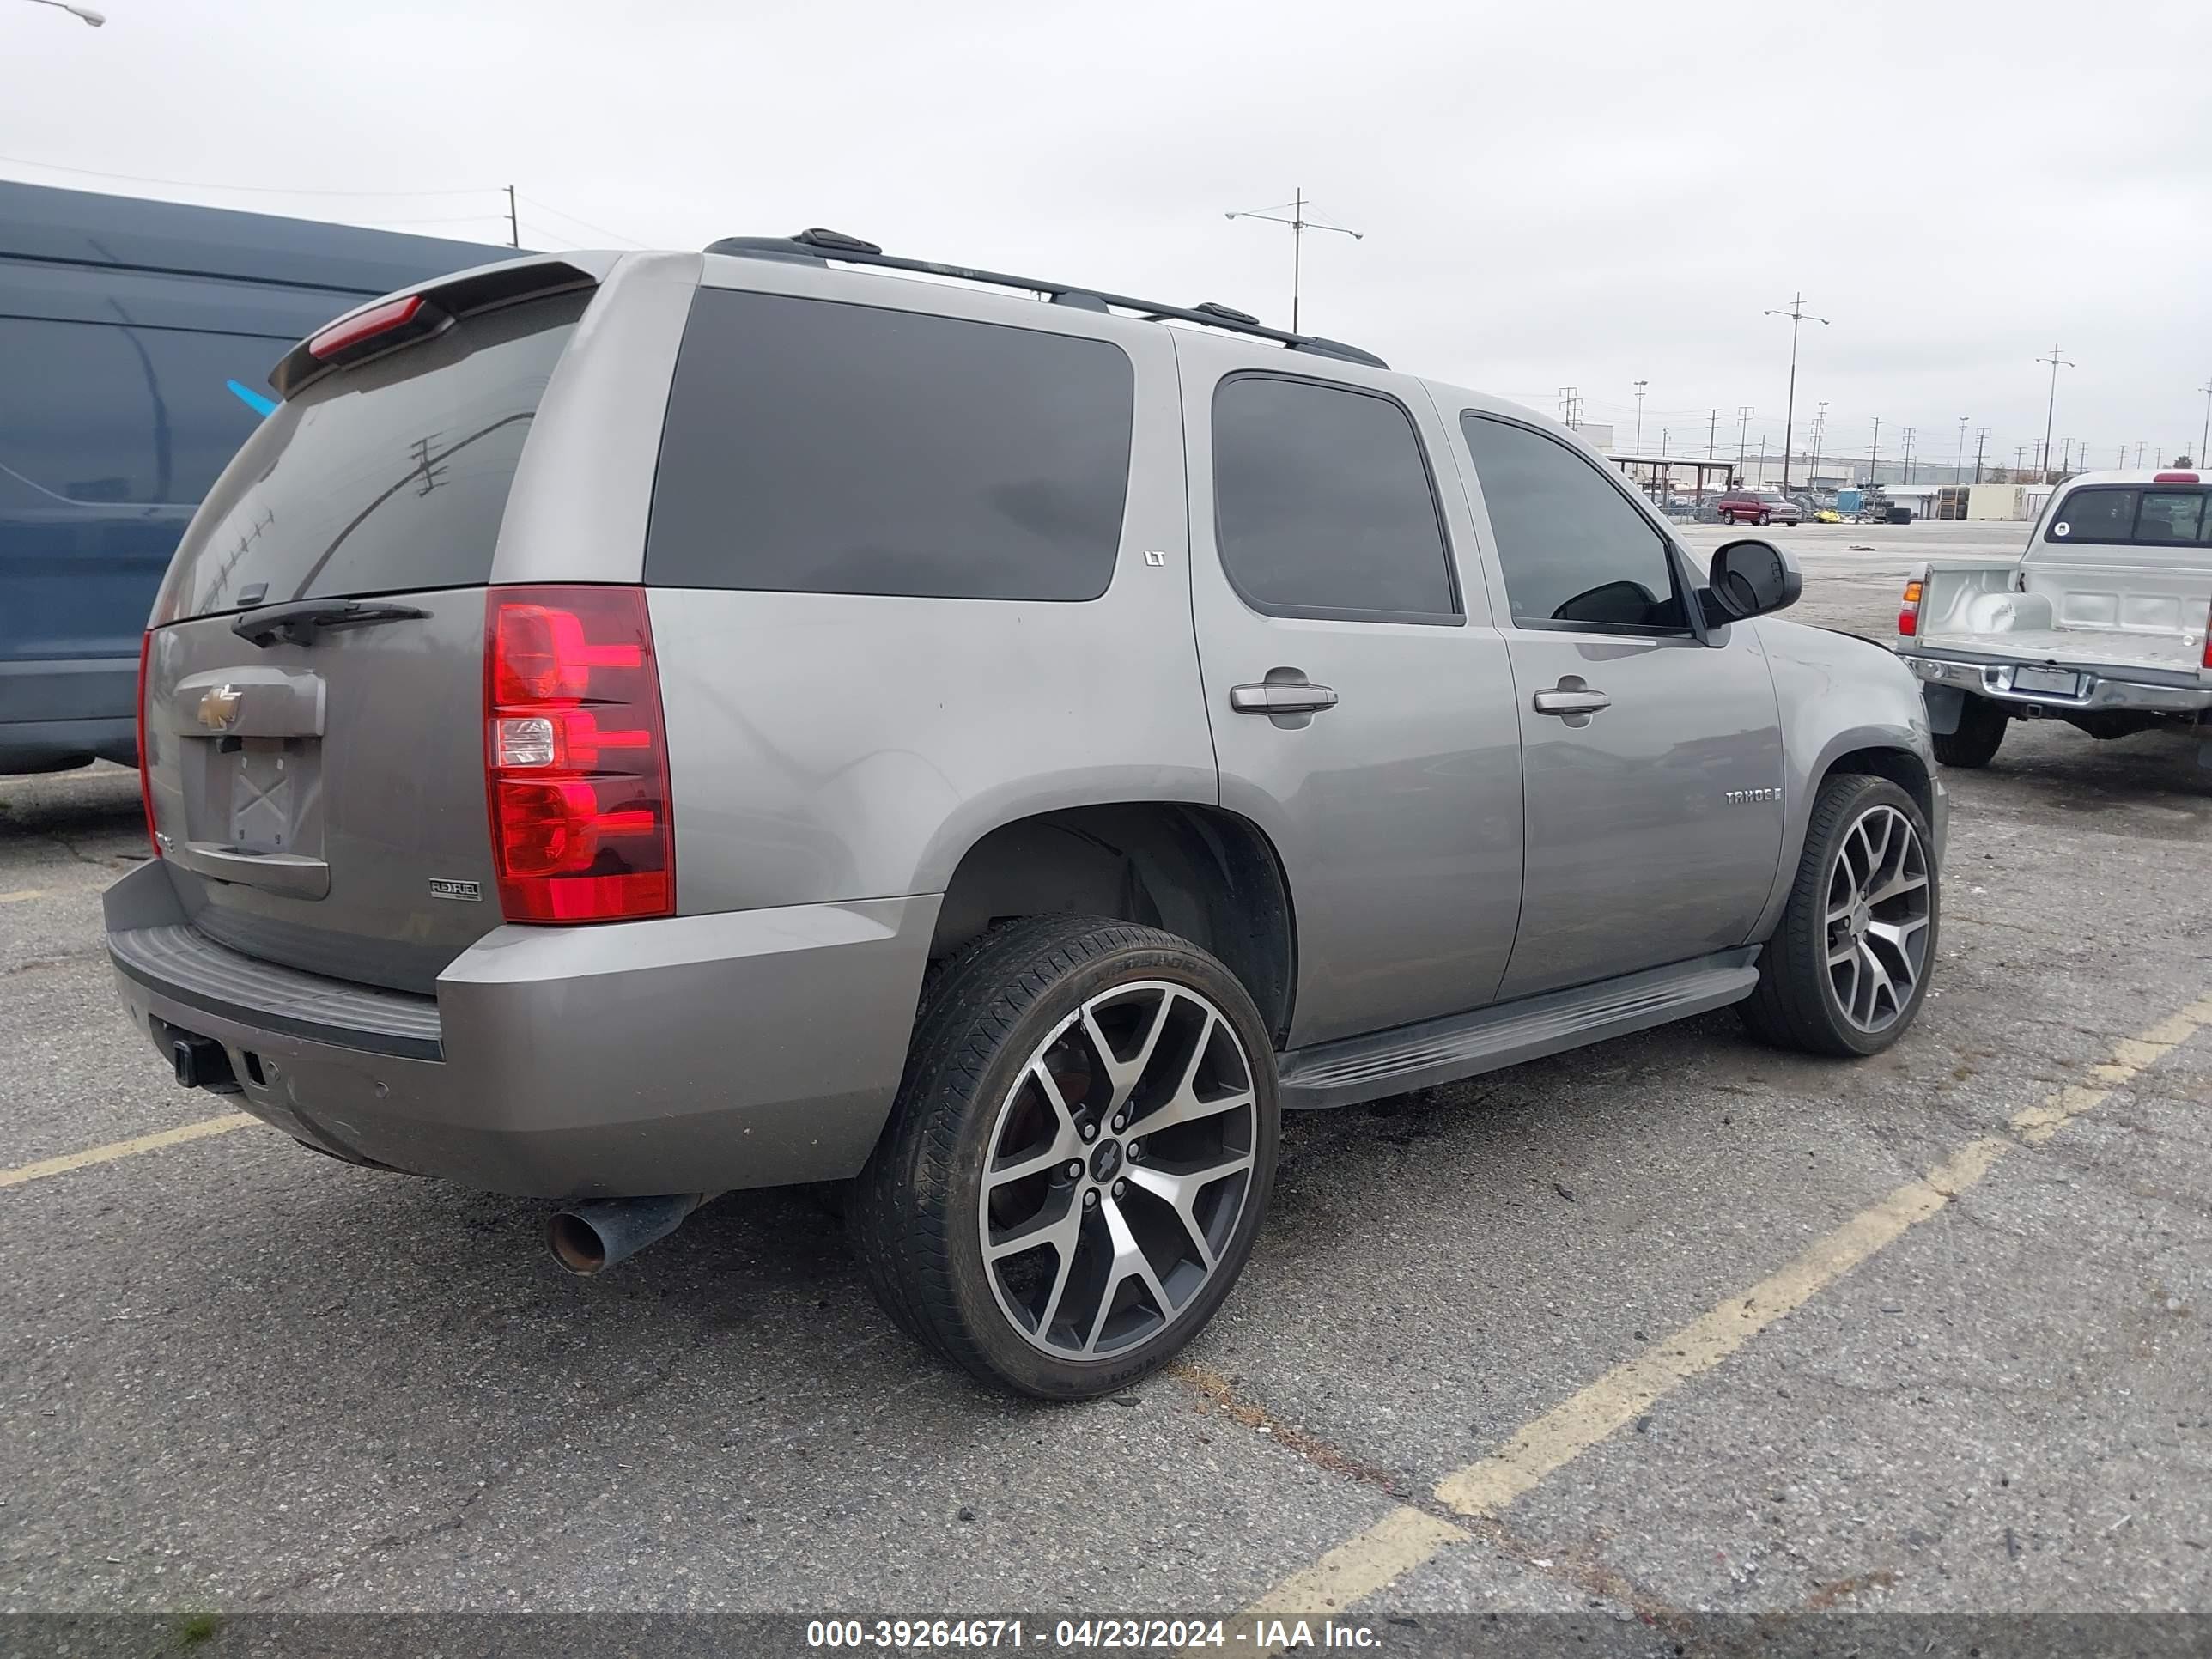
[
  {"left": 0, "top": 316, "right": 287, "bottom": 507},
  {"left": 646, "top": 291, "right": 1134, "bottom": 601},
  {"left": 1460, "top": 415, "right": 1685, "bottom": 630},
  {"left": 1211, "top": 375, "right": 1455, "bottom": 621},
  {"left": 2045, "top": 488, "right": 2136, "bottom": 544}
]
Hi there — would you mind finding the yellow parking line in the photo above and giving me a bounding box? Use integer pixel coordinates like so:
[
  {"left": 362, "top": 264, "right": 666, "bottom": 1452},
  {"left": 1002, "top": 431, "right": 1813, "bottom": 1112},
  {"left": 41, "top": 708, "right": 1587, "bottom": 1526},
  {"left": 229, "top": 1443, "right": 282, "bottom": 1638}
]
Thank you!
[
  {"left": 1231, "top": 993, "right": 2212, "bottom": 1615},
  {"left": 0, "top": 1113, "right": 256, "bottom": 1190}
]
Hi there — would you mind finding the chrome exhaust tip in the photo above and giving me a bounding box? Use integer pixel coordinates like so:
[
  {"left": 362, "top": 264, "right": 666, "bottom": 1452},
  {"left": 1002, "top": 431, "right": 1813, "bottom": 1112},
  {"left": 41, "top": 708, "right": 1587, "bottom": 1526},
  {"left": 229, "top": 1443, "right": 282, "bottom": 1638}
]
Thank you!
[{"left": 547, "top": 1193, "right": 714, "bottom": 1276}]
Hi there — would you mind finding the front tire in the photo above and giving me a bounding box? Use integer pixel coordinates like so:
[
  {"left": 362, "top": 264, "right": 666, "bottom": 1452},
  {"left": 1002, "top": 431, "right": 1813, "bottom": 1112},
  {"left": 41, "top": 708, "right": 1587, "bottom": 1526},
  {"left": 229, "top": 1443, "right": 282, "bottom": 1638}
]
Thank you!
[
  {"left": 1932, "top": 693, "right": 2008, "bottom": 768},
  {"left": 851, "top": 916, "right": 1280, "bottom": 1399},
  {"left": 1741, "top": 775, "right": 1938, "bottom": 1057},
  {"left": 1757, "top": 512, "right": 1771, "bottom": 526}
]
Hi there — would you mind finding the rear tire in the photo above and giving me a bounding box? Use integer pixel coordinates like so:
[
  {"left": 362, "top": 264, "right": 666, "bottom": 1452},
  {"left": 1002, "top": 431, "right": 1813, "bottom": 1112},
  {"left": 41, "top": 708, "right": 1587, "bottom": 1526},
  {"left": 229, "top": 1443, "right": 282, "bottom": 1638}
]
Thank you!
[
  {"left": 1741, "top": 775, "right": 1938, "bottom": 1058},
  {"left": 1933, "top": 693, "right": 2008, "bottom": 768},
  {"left": 851, "top": 915, "right": 1279, "bottom": 1400}
]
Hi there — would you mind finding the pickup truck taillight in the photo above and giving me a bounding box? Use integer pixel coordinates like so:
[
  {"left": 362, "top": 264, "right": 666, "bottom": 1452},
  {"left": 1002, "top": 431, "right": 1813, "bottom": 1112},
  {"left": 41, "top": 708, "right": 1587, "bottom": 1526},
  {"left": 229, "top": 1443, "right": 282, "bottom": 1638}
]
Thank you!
[
  {"left": 2203, "top": 598, "right": 2212, "bottom": 671},
  {"left": 1898, "top": 578, "right": 1923, "bottom": 638},
  {"left": 483, "top": 586, "right": 674, "bottom": 923}
]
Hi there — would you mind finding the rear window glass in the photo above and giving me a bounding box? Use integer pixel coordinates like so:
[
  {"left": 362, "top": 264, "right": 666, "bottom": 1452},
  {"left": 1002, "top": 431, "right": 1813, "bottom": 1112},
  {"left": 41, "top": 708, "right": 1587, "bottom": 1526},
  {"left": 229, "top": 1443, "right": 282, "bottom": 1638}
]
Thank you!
[
  {"left": 162, "top": 291, "right": 586, "bottom": 619},
  {"left": 645, "top": 289, "right": 1134, "bottom": 601}
]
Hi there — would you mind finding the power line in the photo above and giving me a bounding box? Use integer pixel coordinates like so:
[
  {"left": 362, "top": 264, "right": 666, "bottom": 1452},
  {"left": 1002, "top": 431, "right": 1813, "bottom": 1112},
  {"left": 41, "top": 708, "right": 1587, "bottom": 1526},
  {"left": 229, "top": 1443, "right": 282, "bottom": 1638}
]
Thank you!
[
  {"left": 0, "top": 152, "right": 494, "bottom": 198},
  {"left": 518, "top": 191, "right": 650, "bottom": 248}
]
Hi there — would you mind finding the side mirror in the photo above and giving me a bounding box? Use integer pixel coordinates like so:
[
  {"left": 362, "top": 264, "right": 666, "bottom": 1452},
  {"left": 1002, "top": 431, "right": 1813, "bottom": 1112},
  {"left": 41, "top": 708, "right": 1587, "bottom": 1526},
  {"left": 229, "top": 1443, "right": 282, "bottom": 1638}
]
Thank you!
[{"left": 1703, "top": 538, "right": 1802, "bottom": 624}]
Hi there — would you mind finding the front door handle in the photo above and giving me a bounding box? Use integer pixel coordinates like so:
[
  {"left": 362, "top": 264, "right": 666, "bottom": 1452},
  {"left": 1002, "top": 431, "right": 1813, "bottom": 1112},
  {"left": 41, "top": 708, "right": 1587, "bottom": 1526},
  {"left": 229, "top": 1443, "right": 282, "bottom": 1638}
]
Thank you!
[
  {"left": 1532, "top": 678, "right": 1610, "bottom": 726},
  {"left": 1231, "top": 681, "right": 1340, "bottom": 715}
]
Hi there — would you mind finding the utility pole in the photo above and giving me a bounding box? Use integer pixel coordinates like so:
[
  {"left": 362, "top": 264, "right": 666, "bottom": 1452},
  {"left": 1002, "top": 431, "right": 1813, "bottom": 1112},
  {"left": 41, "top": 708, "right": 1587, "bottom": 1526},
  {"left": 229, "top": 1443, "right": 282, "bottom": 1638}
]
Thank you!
[
  {"left": 1954, "top": 416, "right": 1969, "bottom": 483},
  {"left": 1633, "top": 380, "right": 1649, "bottom": 451},
  {"left": 1808, "top": 401, "right": 1828, "bottom": 484},
  {"left": 506, "top": 184, "right": 520, "bottom": 250},
  {"left": 2133, "top": 441, "right": 2146, "bottom": 467},
  {"left": 2014, "top": 445, "right": 2026, "bottom": 475},
  {"left": 1764, "top": 293, "right": 1830, "bottom": 489},
  {"left": 1559, "top": 387, "right": 1581, "bottom": 428},
  {"left": 1869, "top": 416, "right": 1881, "bottom": 485},
  {"left": 1707, "top": 407, "right": 1719, "bottom": 459},
  {"left": 1973, "top": 427, "right": 1990, "bottom": 483},
  {"left": 1735, "top": 405, "right": 1755, "bottom": 480},
  {"left": 1224, "top": 189, "right": 1363, "bottom": 337},
  {"left": 1902, "top": 426, "right": 1917, "bottom": 484},
  {"left": 2035, "top": 343, "right": 2074, "bottom": 481},
  {"left": 2198, "top": 377, "right": 2212, "bottom": 466}
]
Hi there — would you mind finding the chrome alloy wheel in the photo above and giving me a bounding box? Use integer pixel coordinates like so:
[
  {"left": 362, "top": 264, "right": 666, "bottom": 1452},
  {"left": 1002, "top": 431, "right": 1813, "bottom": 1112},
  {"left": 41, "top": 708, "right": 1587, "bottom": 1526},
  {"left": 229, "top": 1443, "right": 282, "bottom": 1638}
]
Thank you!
[
  {"left": 975, "top": 981, "right": 1258, "bottom": 1359},
  {"left": 1824, "top": 803, "right": 1931, "bottom": 1034}
]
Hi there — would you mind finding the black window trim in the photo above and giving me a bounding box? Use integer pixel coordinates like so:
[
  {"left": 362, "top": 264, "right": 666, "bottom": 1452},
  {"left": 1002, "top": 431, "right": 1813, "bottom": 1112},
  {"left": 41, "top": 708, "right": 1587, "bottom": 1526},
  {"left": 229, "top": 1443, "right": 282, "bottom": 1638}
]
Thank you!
[
  {"left": 2043, "top": 484, "right": 2209, "bottom": 547},
  {"left": 1458, "top": 409, "right": 1700, "bottom": 641},
  {"left": 1209, "top": 368, "right": 1465, "bottom": 628}
]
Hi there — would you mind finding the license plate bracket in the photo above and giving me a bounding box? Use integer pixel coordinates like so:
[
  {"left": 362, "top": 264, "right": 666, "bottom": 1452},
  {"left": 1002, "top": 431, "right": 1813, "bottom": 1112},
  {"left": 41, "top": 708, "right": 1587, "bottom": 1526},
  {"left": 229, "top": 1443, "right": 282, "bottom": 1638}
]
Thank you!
[{"left": 2012, "top": 665, "right": 2081, "bottom": 698}]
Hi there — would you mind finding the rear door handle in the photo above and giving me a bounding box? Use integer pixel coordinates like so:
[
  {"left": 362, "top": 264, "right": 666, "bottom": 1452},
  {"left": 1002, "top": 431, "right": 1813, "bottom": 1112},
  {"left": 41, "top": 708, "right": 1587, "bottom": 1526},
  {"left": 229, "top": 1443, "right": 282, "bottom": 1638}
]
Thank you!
[{"left": 1231, "top": 682, "right": 1339, "bottom": 715}]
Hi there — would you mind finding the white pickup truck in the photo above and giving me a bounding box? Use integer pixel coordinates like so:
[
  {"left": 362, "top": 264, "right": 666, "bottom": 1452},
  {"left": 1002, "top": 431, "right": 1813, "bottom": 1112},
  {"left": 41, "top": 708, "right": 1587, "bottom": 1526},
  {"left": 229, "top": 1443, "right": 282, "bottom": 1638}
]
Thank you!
[{"left": 1894, "top": 469, "right": 2212, "bottom": 769}]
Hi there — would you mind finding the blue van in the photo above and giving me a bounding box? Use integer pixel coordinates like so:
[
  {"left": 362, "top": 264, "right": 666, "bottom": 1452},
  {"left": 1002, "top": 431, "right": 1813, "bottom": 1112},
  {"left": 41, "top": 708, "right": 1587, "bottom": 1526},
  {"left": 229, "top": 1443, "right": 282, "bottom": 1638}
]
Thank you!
[{"left": 0, "top": 181, "right": 504, "bottom": 773}]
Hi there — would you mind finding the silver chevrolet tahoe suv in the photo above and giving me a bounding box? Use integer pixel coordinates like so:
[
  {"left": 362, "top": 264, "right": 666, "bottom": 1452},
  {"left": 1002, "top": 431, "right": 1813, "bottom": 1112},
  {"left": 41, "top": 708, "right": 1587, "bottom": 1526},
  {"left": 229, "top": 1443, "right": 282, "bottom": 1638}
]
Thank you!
[{"left": 106, "top": 232, "right": 1946, "bottom": 1399}]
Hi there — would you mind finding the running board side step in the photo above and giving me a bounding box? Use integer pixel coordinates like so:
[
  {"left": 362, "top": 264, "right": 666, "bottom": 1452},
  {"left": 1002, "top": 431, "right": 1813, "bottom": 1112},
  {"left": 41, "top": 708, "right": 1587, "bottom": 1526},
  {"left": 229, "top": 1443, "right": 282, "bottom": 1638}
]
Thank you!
[{"left": 1279, "top": 949, "right": 1762, "bottom": 1110}]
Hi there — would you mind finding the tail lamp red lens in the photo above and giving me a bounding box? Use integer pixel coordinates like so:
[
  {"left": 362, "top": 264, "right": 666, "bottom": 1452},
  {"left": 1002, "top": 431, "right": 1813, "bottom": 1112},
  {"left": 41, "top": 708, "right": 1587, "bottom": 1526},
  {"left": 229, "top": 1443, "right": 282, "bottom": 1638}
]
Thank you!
[
  {"left": 2203, "top": 599, "right": 2211, "bottom": 672},
  {"left": 483, "top": 586, "right": 672, "bottom": 923},
  {"left": 1898, "top": 578, "right": 1923, "bottom": 638},
  {"left": 136, "top": 629, "right": 160, "bottom": 858},
  {"left": 2153, "top": 471, "right": 2199, "bottom": 484}
]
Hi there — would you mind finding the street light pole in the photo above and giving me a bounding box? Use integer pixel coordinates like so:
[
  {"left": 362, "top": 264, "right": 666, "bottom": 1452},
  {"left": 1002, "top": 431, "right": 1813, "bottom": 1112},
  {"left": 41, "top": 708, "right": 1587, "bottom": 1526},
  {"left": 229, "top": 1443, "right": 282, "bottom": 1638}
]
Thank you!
[
  {"left": 1764, "top": 294, "right": 1829, "bottom": 489},
  {"left": 1224, "top": 189, "right": 1363, "bottom": 337},
  {"left": 21, "top": 0, "right": 105, "bottom": 21},
  {"left": 2036, "top": 343, "right": 2074, "bottom": 481}
]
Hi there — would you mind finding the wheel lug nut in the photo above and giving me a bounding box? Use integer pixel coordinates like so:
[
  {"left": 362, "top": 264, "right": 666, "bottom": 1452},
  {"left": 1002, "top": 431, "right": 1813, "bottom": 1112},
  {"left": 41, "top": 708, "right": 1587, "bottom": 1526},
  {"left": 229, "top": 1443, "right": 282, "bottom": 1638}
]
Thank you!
[
  {"left": 1079, "top": 1123, "right": 1097, "bottom": 1142},
  {"left": 1111, "top": 1114, "right": 1127, "bottom": 1132},
  {"left": 1126, "top": 1141, "right": 1143, "bottom": 1163},
  {"left": 1112, "top": 1179, "right": 1127, "bottom": 1198},
  {"left": 1065, "top": 1161, "right": 1084, "bottom": 1180},
  {"left": 1082, "top": 1189, "right": 1098, "bottom": 1208}
]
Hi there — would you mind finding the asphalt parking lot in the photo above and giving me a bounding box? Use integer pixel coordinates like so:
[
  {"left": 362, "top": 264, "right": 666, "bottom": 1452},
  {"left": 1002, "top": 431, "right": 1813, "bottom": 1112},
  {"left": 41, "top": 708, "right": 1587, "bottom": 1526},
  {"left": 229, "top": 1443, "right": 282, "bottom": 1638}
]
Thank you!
[{"left": 3, "top": 523, "right": 2208, "bottom": 1643}]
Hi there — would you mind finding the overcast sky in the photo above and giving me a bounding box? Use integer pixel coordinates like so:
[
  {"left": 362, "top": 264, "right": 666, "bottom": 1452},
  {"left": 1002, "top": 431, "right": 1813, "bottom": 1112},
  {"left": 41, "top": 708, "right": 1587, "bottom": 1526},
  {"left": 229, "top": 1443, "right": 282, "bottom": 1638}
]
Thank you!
[{"left": 8, "top": 0, "right": 2209, "bottom": 471}]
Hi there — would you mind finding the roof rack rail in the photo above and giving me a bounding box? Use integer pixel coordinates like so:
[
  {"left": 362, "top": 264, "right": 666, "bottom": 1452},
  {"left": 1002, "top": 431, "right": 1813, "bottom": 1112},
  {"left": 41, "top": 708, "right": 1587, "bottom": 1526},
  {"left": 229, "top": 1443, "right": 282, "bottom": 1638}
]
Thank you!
[{"left": 702, "top": 228, "right": 1388, "bottom": 370}]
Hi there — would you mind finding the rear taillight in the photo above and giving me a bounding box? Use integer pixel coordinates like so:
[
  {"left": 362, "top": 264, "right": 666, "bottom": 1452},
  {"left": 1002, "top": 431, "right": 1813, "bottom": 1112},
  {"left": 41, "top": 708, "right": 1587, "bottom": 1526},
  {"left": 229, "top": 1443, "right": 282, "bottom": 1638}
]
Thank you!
[
  {"left": 483, "top": 586, "right": 673, "bottom": 923},
  {"left": 2203, "top": 598, "right": 2211, "bottom": 672},
  {"left": 135, "top": 630, "right": 159, "bottom": 858},
  {"left": 1898, "top": 578, "right": 1923, "bottom": 638}
]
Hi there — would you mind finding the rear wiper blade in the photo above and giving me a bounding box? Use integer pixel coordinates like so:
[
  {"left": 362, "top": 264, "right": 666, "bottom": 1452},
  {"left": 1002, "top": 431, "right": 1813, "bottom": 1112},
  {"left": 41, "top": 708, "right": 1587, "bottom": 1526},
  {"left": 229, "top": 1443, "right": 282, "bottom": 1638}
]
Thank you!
[{"left": 232, "top": 599, "right": 430, "bottom": 649}]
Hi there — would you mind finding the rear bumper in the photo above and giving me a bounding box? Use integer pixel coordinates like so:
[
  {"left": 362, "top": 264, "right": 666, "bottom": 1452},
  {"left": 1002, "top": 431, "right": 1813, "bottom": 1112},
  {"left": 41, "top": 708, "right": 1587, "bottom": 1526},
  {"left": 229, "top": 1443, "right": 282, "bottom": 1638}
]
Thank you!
[
  {"left": 103, "top": 861, "right": 940, "bottom": 1198},
  {"left": 1899, "top": 651, "right": 2212, "bottom": 716}
]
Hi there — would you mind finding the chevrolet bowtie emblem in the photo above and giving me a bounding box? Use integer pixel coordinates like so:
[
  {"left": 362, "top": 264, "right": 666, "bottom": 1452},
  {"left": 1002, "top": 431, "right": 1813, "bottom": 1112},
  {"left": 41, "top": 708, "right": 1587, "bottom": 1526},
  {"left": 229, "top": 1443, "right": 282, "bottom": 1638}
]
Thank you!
[{"left": 196, "top": 684, "right": 244, "bottom": 732}]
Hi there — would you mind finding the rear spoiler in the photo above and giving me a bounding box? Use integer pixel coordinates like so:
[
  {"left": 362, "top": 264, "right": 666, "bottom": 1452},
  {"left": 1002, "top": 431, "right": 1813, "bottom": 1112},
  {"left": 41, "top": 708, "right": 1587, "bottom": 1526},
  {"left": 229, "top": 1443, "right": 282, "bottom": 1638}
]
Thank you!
[{"left": 268, "top": 252, "right": 612, "bottom": 401}]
